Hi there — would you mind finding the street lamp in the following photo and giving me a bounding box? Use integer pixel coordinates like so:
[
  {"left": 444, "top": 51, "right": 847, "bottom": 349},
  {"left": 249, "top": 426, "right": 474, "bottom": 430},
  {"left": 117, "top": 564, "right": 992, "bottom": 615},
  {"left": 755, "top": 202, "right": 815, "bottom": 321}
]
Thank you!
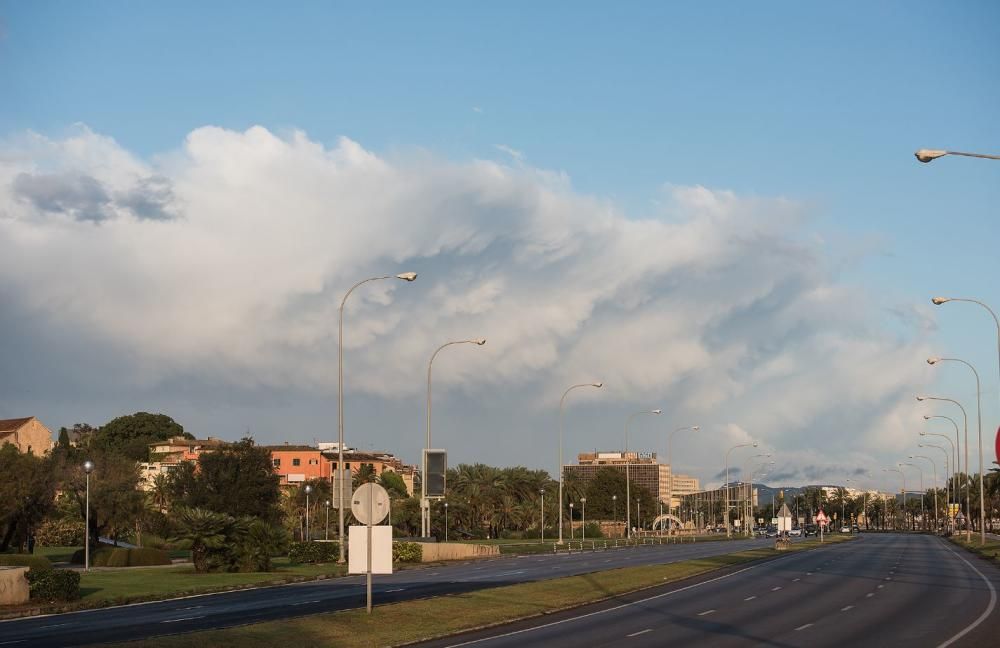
[
  {"left": 921, "top": 415, "right": 959, "bottom": 528},
  {"left": 444, "top": 502, "right": 449, "bottom": 542},
  {"left": 624, "top": 409, "right": 662, "bottom": 538},
  {"left": 667, "top": 425, "right": 699, "bottom": 526},
  {"left": 918, "top": 395, "right": 970, "bottom": 541},
  {"left": 325, "top": 500, "right": 331, "bottom": 541},
  {"left": 910, "top": 455, "right": 939, "bottom": 531},
  {"left": 304, "top": 484, "right": 313, "bottom": 542},
  {"left": 539, "top": 488, "right": 545, "bottom": 544},
  {"left": 337, "top": 271, "right": 418, "bottom": 563},
  {"left": 558, "top": 382, "right": 602, "bottom": 544},
  {"left": 423, "top": 337, "right": 487, "bottom": 537},
  {"left": 743, "top": 453, "right": 770, "bottom": 536},
  {"left": 915, "top": 149, "right": 1000, "bottom": 163},
  {"left": 919, "top": 442, "right": 951, "bottom": 530},
  {"left": 931, "top": 296, "right": 1000, "bottom": 399},
  {"left": 612, "top": 494, "right": 618, "bottom": 537},
  {"left": 884, "top": 467, "right": 905, "bottom": 530},
  {"left": 926, "top": 356, "right": 986, "bottom": 545},
  {"left": 900, "top": 463, "right": 924, "bottom": 531},
  {"left": 82, "top": 460, "right": 94, "bottom": 572},
  {"left": 581, "top": 497, "right": 587, "bottom": 542},
  {"left": 569, "top": 503, "right": 575, "bottom": 540},
  {"left": 724, "top": 441, "right": 758, "bottom": 538}
]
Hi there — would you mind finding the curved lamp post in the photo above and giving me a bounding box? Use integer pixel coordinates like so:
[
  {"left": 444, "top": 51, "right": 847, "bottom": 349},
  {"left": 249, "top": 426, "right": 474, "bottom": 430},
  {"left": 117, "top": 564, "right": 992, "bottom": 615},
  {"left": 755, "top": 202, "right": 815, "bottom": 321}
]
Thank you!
[
  {"left": 919, "top": 441, "right": 952, "bottom": 530},
  {"left": 558, "top": 382, "right": 603, "bottom": 544},
  {"left": 667, "top": 425, "right": 699, "bottom": 525},
  {"left": 910, "top": 455, "right": 939, "bottom": 530},
  {"left": 884, "top": 467, "right": 905, "bottom": 530},
  {"left": 900, "top": 463, "right": 925, "bottom": 530},
  {"left": 304, "top": 484, "right": 313, "bottom": 541},
  {"left": 83, "top": 460, "right": 94, "bottom": 571},
  {"left": 915, "top": 149, "right": 1000, "bottom": 163},
  {"left": 927, "top": 357, "right": 985, "bottom": 545},
  {"left": 624, "top": 409, "right": 662, "bottom": 538},
  {"left": 743, "top": 453, "right": 770, "bottom": 535},
  {"left": 423, "top": 337, "right": 487, "bottom": 537},
  {"left": 918, "top": 395, "right": 970, "bottom": 541},
  {"left": 725, "top": 441, "right": 758, "bottom": 538},
  {"left": 337, "top": 272, "right": 417, "bottom": 562},
  {"left": 921, "top": 415, "right": 959, "bottom": 527}
]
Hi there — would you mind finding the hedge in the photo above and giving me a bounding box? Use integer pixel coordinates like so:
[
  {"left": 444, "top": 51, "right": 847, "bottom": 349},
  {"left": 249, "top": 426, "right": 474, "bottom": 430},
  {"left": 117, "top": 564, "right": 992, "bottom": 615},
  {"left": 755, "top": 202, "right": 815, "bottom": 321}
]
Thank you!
[
  {"left": 103, "top": 547, "right": 172, "bottom": 567},
  {"left": 70, "top": 544, "right": 115, "bottom": 565},
  {"left": 27, "top": 569, "right": 81, "bottom": 602},
  {"left": 288, "top": 541, "right": 340, "bottom": 564},
  {"left": 0, "top": 553, "right": 53, "bottom": 572},
  {"left": 34, "top": 518, "right": 86, "bottom": 547},
  {"left": 392, "top": 542, "right": 422, "bottom": 563}
]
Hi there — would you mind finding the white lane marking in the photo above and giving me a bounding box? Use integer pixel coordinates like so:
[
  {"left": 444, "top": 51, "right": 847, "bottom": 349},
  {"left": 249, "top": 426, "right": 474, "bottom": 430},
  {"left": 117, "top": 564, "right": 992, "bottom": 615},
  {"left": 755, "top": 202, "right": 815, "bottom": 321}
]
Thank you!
[
  {"left": 697, "top": 609, "right": 715, "bottom": 616},
  {"left": 627, "top": 629, "right": 652, "bottom": 637},
  {"left": 877, "top": 584, "right": 885, "bottom": 589},
  {"left": 744, "top": 596, "right": 756, "bottom": 601},
  {"left": 771, "top": 586, "right": 782, "bottom": 591},
  {"left": 385, "top": 588, "right": 405, "bottom": 593},
  {"left": 792, "top": 578, "right": 800, "bottom": 582},
  {"left": 806, "top": 572, "right": 813, "bottom": 576},
  {"left": 441, "top": 553, "right": 805, "bottom": 647},
  {"left": 795, "top": 623, "right": 814, "bottom": 631},
  {"left": 938, "top": 538, "right": 998, "bottom": 648},
  {"left": 176, "top": 605, "right": 203, "bottom": 611},
  {"left": 160, "top": 615, "right": 205, "bottom": 623},
  {"left": 842, "top": 605, "right": 854, "bottom": 611},
  {"left": 885, "top": 577, "right": 891, "bottom": 581},
  {"left": 38, "top": 623, "right": 68, "bottom": 629},
  {"left": 290, "top": 600, "right": 320, "bottom": 606},
  {"left": 866, "top": 593, "right": 874, "bottom": 598}
]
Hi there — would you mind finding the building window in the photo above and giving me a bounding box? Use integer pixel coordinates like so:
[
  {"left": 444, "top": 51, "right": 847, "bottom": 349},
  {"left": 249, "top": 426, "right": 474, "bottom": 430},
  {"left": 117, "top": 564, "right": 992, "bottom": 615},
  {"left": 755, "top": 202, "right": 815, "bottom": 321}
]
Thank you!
[
  {"left": 272, "top": 458, "right": 281, "bottom": 468},
  {"left": 292, "top": 458, "right": 301, "bottom": 467},
  {"left": 345, "top": 463, "right": 351, "bottom": 470},
  {"left": 309, "top": 458, "right": 319, "bottom": 465}
]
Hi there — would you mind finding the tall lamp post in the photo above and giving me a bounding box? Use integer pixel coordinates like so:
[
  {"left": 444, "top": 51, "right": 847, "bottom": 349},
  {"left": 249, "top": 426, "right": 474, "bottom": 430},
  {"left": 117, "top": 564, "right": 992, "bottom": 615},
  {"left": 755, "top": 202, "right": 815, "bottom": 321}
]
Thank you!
[
  {"left": 444, "top": 502, "right": 449, "bottom": 542},
  {"left": 910, "top": 455, "right": 939, "bottom": 531},
  {"left": 539, "top": 489, "right": 545, "bottom": 543},
  {"left": 743, "top": 453, "right": 770, "bottom": 536},
  {"left": 325, "top": 500, "right": 331, "bottom": 541},
  {"left": 919, "top": 442, "right": 951, "bottom": 530},
  {"left": 612, "top": 495, "right": 618, "bottom": 537},
  {"left": 915, "top": 149, "right": 1000, "bottom": 163},
  {"left": 581, "top": 498, "right": 587, "bottom": 542},
  {"left": 921, "top": 416, "right": 959, "bottom": 528},
  {"left": 918, "top": 395, "right": 970, "bottom": 541},
  {"left": 927, "top": 357, "right": 986, "bottom": 545},
  {"left": 423, "top": 337, "right": 487, "bottom": 537},
  {"left": 624, "top": 409, "right": 662, "bottom": 538},
  {"left": 304, "top": 484, "right": 313, "bottom": 542},
  {"left": 667, "top": 425, "right": 699, "bottom": 527},
  {"left": 83, "top": 460, "right": 94, "bottom": 572},
  {"left": 900, "top": 463, "right": 924, "bottom": 530},
  {"left": 569, "top": 503, "right": 575, "bottom": 540},
  {"left": 337, "top": 271, "right": 417, "bottom": 562},
  {"left": 558, "top": 382, "right": 602, "bottom": 544},
  {"left": 884, "top": 467, "right": 905, "bottom": 530},
  {"left": 724, "top": 441, "right": 758, "bottom": 538}
]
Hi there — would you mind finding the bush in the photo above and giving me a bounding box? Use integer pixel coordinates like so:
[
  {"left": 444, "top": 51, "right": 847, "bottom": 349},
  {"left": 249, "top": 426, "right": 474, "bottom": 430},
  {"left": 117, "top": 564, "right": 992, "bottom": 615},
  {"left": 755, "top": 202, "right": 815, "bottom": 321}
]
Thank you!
[
  {"left": 70, "top": 545, "right": 114, "bottom": 566},
  {"left": 103, "top": 547, "right": 172, "bottom": 567},
  {"left": 0, "top": 553, "right": 53, "bottom": 572},
  {"left": 28, "top": 569, "right": 81, "bottom": 602},
  {"left": 34, "top": 519, "right": 86, "bottom": 547},
  {"left": 288, "top": 541, "right": 340, "bottom": 564},
  {"left": 392, "top": 541, "right": 422, "bottom": 563},
  {"left": 582, "top": 522, "right": 604, "bottom": 539}
]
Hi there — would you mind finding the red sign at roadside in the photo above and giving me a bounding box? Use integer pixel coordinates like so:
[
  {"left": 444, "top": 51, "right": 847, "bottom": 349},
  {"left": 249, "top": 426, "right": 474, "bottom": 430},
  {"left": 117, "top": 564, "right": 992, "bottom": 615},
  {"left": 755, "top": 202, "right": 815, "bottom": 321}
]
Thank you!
[
  {"left": 815, "top": 510, "right": 829, "bottom": 525},
  {"left": 995, "top": 425, "right": 999, "bottom": 468}
]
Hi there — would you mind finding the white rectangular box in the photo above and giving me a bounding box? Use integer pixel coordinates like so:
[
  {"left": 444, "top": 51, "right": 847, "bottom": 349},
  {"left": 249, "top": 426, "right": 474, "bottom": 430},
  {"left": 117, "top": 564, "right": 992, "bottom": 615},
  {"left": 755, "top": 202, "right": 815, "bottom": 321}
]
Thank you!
[{"left": 348, "top": 525, "right": 393, "bottom": 575}]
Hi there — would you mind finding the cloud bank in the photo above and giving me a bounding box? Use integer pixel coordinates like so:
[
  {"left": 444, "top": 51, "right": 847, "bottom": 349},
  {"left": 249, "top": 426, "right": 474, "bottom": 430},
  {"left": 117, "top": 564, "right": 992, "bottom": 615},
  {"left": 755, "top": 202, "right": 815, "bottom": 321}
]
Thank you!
[{"left": 0, "top": 125, "right": 933, "bottom": 486}]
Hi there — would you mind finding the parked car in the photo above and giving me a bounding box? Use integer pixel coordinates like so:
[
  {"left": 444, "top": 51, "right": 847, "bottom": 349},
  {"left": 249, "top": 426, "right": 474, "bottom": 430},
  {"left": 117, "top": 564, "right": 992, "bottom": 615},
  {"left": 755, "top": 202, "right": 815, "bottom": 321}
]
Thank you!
[
  {"left": 840, "top": 525, "right": 851, "bottom": 533},
  {"left": 765, "top": 526, "right": 779, "bottom": 538},
  {"left": 788, "top": 528, "right": 802, "bottom": 537},
  {"left": 803, "top": 525, "right": 818, "bottom": 537}
]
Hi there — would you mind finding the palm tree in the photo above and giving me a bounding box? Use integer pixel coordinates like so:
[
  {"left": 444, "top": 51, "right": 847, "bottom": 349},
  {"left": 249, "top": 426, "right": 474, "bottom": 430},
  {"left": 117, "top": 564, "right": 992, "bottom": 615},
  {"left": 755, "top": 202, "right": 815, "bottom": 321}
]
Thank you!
[{"left": 171, "top": 508, "right": 230, "bottom": 573}]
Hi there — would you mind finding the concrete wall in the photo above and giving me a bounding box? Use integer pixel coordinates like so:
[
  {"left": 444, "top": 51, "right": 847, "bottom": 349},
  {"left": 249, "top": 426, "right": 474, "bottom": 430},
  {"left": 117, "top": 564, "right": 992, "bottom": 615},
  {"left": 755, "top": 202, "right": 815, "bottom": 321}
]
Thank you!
[
  {"left": 418, "top": 542, "right": 500, "bottom": 562},
  {"left": 0, "top": 567, "right": 29, "bottom": 606}
]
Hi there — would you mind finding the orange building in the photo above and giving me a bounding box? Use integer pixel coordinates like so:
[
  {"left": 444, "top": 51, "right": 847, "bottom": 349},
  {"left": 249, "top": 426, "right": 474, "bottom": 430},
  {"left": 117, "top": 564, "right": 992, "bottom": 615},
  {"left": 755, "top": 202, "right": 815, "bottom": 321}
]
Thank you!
[{"left": 267, "top": 444, "right": 417, "bottom": 495}]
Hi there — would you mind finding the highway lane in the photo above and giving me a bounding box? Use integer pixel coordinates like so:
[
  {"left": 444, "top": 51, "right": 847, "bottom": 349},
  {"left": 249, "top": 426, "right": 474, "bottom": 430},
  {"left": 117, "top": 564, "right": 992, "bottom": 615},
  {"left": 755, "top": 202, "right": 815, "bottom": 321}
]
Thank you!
[
  {"left": 0, "top": 536, "right": 777, "bottom": 646},
  {"left": 421, "top": 534, "right": 999, "bottom": 648}
]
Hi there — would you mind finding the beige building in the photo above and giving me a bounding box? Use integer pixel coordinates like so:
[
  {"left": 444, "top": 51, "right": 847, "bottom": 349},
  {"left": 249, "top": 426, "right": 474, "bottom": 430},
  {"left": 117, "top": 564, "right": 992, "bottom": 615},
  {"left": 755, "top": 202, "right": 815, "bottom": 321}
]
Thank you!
[
  {"left": 0, "top": 417, "right": 54, "bottom": 454},
  {"left": 566, "top": 451, "right": 692, "bottom": 505}
]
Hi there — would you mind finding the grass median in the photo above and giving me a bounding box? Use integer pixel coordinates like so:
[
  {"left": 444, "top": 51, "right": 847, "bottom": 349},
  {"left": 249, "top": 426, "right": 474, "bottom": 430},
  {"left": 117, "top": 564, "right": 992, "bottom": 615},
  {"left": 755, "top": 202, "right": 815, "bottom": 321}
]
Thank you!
[
  {"left": 949, "top": 534, "right": 1000, "bottom": 567},
  {"left": 110, "top": 535, "right": 854, "bottom": 648}
]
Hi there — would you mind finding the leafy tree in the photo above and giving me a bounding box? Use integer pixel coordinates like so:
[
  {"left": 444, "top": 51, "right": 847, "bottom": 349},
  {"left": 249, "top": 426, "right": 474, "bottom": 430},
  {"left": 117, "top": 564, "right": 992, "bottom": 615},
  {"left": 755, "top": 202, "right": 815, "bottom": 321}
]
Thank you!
[
  {"left": 57, "top": 428, "right": 71, "bottom": 450},
  {"left": 0, "top": 445, "right": 59, "bottom": 551},
  {"left": 62, "top": 449, "right": 145, "bottom": 550},
  {"left": 168, "top": 438, "right": 282, "bottom": 524},
  {"left": 378, "top": 471, "right": 409, "bottom": 499},
  {"left": 353, "top": 463, "right": 377, "bottom": 488},
  {"left": 90, "top": 412, "right": 192, "bottom": 461},
  {"left": 171, "top": 508, "right": 230, "bottom": 573}
]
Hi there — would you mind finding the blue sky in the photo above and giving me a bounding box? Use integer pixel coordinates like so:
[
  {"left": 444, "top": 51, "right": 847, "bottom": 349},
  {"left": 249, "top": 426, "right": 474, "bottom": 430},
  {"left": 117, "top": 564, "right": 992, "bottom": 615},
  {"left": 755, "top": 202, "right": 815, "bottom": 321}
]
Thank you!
[{"left": 1, "top": 2, "right": 997, "bottom": 488}]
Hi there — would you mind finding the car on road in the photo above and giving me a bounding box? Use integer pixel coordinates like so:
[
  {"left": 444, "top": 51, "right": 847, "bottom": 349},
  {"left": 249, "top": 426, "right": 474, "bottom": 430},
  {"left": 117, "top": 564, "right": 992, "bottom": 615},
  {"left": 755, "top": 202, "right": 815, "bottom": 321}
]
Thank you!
[
  {"left": 840, "top": 525, "right": 851, "bottom": 533},
  {"left": 803, "top": 524, "right": 818, "bottom": 537},
  {"left": 765, "top": 526, "right": 779, "bottom": 538},
  {"left": 788, "top": 528, "right": 802, "bottom": 537}
]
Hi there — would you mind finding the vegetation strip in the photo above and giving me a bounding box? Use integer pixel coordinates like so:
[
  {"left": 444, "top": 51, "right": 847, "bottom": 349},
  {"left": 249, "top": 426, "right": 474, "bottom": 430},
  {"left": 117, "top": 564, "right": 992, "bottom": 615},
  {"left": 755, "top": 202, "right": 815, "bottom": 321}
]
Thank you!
[
  {"left": 108, "top": 537, "right": 853, "bottom": 648},
  {"left": 949, "top": 535, "right": 1000, "bottom": 568}
]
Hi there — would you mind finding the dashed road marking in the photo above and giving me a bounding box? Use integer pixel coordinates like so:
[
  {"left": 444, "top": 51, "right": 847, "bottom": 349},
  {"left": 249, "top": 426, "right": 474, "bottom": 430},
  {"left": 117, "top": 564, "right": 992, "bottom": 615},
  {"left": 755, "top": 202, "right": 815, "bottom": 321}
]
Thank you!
[
  {"left": 627, "top": 629, "right": 652, "bottom": 637},
  {"left": 697, "top": 609, "right": 715, "bottom": 616},
  {"left": 792, "top": 578, "right": 800, "bottom": 582},
  {"left": 744, "top": 596, "right": 756, "bottom": 601},
  {"left": 878, "top": 584, "right": 885, "bottom": 589},
  {"left": 795, "top": 623, "right": 814, "bottom": 631},
  {"left": 841, "top": 605, "right": 854, "bottom": 611},
  {"left": 160, "top": 616, "right": 205, "bottom": 623},
  {"left": 386, "top": 588, "right": 405, "bottom": 593},
  {"left": 291, "top": 600, "right": 320, "bottom": 606},
  {"left": 866, "top": 592, "right": 875, "bottom": 598},
  {"left": 771, "top": 586, "right": 782, "bottom": 591}
]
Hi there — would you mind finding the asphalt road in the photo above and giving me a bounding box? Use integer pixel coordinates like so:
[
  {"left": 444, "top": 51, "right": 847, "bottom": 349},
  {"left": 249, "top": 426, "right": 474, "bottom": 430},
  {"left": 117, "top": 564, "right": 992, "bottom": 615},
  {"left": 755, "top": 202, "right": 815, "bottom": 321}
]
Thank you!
[
  {"left": 0, "top": 536, "right": 778, "bottom": 646},
  {"left": 419, "top": 534, "right": 999, "bottom": 648}
]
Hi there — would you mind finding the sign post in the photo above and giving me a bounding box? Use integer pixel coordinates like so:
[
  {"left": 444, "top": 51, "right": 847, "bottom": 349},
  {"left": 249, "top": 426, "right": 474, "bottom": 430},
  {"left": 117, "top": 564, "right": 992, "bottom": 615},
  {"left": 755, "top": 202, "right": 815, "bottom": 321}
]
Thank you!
[
  {"left": 350, "top": 482, "right": 391, "bottom": 613},
  {"left": 815, "top": 510, "right": 829, "bottom": 542}
]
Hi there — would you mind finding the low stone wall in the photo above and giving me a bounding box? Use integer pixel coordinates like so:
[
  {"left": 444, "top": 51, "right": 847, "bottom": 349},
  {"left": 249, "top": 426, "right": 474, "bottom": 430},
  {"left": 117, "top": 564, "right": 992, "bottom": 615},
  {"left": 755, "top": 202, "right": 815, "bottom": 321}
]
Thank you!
[
  {"left": 0, "top": 567, "right": 29, "bottom": 606},
  {"left": 418, "top": 542, "right": 500, "bottom": 562}
]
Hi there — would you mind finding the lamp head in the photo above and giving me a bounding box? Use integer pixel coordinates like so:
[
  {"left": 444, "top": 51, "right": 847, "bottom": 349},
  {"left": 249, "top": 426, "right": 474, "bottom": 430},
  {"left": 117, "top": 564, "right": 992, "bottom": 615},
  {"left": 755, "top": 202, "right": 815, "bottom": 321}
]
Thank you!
[
  {"left": 692, "top": 425, "right": 701, "bottom": 431},
  {"left": 915, "top": 149, "right": 948, "bottom": 163},
  {"left": 916, "top": 395, "right": 926, "bottom": 402},
  {"left": 592, "top": 382, "right": 603, "bottom": 388},
  {"left": 325, "top": 500, "right": 331, "bottom": 506},
  {"left": 473, "top": 338, "right": 487, "bottom": 345},
  {"left": 652, "top": 409, "right": 662, "bottom": 415},
  {"left": 581, "top": 497, "right": 586, "bottom": 503},
  {"left": 922, "top": 415, "right": 931, "bottom": 420},
  {"left": 304, "top": 485, "right": 313, "bottom": 494},
  {"left": 927, "top": 357, "right": 940, "bottom": 365},
  {"left": 931, "top": 296, "right": 952, "bottom": 305},
  {"left": 396, "top": 272, "right": 418, "bottom": 282},
  {"left": 83, "top": 460, "right": 94, "bottom": 474},
  {"left": 752, "top": 440, "right": 759, "bottom": 447}
]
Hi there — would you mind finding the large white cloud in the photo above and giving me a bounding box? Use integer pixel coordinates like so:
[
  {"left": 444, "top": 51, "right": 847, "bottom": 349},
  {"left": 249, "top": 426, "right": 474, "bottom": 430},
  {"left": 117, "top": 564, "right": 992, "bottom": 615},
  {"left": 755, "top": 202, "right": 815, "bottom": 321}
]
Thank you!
[{"left": 0, "top": 125, "right": 935, "bottom": 485}]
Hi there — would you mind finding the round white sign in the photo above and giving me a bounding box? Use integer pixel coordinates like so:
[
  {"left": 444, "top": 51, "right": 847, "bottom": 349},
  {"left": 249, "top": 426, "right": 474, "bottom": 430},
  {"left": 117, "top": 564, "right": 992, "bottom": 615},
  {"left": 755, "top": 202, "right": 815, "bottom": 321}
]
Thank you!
[{"left": 351, "top": 482, "right": 390, "bottom": 525}]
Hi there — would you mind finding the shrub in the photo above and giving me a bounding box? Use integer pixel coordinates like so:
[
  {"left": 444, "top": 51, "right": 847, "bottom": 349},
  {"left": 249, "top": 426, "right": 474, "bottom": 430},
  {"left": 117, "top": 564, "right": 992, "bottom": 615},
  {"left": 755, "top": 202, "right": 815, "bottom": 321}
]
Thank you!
[
  {"left": 70, "top": 545, "right": 114, "bottom": 565},
  {"left": 0, "top": 553, "right": 53, "bottom": 572},
  {"left": 392, "top": 541, "right": 422, "bottom": 563},
  {"left": 103, "top": 547, "right": 172, "bottom": 567},
  {"left": 34, "top": 519, "right": 86, "bottom": 547},
  {"left": 288, "top": 541, "right": 340, "bottom": 564},
  {"left": 28, "top": 569, "right": 81, "bottom": 602}
]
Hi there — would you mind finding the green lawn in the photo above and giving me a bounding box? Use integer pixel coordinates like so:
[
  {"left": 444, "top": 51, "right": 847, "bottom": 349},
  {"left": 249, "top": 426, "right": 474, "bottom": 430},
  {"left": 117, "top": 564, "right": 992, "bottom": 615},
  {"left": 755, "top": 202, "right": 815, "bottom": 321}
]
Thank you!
[
  {"left": 31, "top": 546, "right": 78, "bottom": 563},
  {"left": 77, "top": 558, "right": 348, "bottom": 605},
  {"left": 950, "top": 535, "right": 1000, "bottom": 567},
  {"left": 114, "top": 536, "right": 854, "bottom": 648}
]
